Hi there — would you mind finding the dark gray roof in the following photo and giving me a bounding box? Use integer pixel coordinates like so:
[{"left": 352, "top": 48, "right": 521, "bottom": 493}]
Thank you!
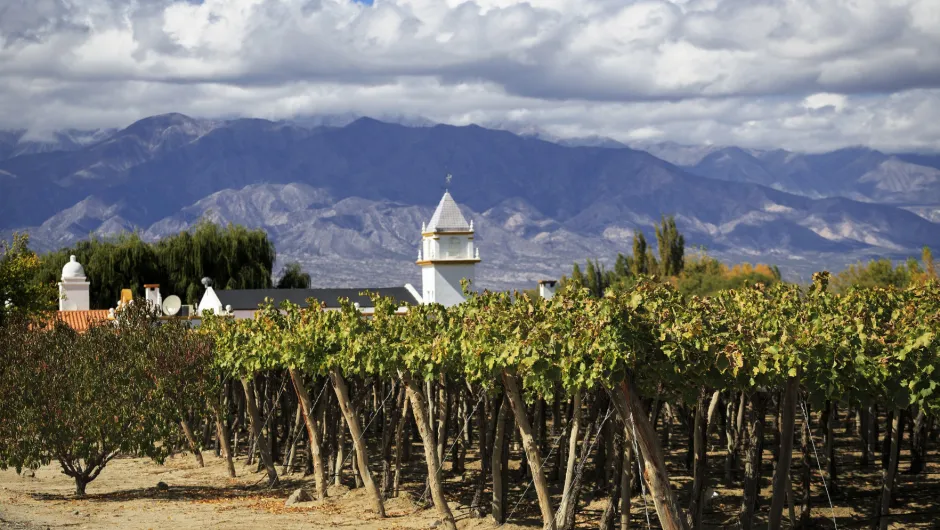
[{"left": 215, "top": 287, "right": 420, "bottom": 310}]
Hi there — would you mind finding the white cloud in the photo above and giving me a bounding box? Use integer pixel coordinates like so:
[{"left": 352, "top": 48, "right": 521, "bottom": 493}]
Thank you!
[{"left": 0, "top": 0, "right": 938, "bottom": 152}]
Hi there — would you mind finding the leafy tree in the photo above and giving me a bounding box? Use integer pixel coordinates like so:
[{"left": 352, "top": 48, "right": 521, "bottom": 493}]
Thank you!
[
  {"left": 831, "top": 258, "right": 913, "bottom": 291},
  {"left": 655, "top": 215, "right": 685, "bottom": 276},
  {"left": 614, "top": 252, "right": 631, "bottom": 279},
  {"left": 631, "top": 231, "right": 649, "bottom": 276},
  {"left": 34, "top": 221, "right": 275, "bottom": 308},
  {"left": 569, "top": 262, "right": 585, "bottom": 288},
  {"left": 675, "top": 252, "right": 779, "bottom": 296},
  {"left": 276, "top": 262, "right": 311, "bottom": 289},
  {"left": 0, "top": 302, "right": 211, "bottom": 496},
  {"left": 0, "top": 233, "right": 56, "bottom": 325}
]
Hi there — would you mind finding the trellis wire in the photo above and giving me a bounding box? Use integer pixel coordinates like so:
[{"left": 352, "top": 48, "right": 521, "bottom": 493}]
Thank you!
[
  {"left": 544, "top": 404, "right": 615, "bottom": 529},
  {"left": 502, "top": 413, "right": 574, "bottom": 526},
  {"left": 339, "top": 383, "right": 397, "bottom": 472},
  {"left": 416, "top": 390, "right": 488, "bottom": 507},
  {"left": 627, "top": 407, "right": 652, "bottom": 530},
  {"left": 799, "top": 397, "right": 838, "bottom": 529}
]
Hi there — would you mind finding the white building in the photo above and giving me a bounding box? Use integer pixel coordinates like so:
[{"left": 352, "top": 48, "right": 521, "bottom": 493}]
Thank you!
[
  {"left": 197, "top": 191, "right": 481, "bottom": 317},
  {"left": 59, "top": 255, "right": 90, "bottom": 311},
  {"left": 417, "top": 191, "right": 481, "bottom": 307},
  {"left": 55, "top": 191, "right": 553, "bottom": 322}
]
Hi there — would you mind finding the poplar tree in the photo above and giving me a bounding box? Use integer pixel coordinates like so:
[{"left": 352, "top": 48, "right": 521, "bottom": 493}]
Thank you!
[
  {"left": 631, "top": 231, "right": 649, "bottom": 276},
  {"left": 570, "top": 263, "right": 585, "bottom": 288},
  {"left": 655, "top": 215, "right": 685, "bottom": 277}
]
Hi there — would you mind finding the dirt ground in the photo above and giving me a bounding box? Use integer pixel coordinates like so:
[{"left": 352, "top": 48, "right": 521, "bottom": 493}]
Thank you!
[
  {"left": 0, "top": 453, "right": 527, "bottom": 530},
  {"left": 3, "top": 425, "right": 940, "bottom": 529}
]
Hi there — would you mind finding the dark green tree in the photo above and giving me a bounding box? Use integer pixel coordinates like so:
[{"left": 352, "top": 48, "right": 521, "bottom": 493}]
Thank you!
[
  {"left": 631, "top": 231, "right": 648, "bottom": 276},
  {"left": 277, "top": 262, "right": 312, "bottom": 289},
  {"left": 655, "top": 215, "right": 685, "bottom": 276},
  {"left": 570, "top": 263, "right": 585, "bottom": 288},
  {"left": 34, "top": 221, "right": 276, "bottom": 308},
  {"left": 614, "top": 253, "right": 630, "bottom": 279}
]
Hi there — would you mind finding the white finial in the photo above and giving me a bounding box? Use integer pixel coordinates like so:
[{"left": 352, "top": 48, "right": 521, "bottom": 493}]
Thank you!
[
  {"left": 475, "top": 248, "right": 480, "bottom": 259},
  {"left": 421, "top": 222, "right": 426, "bottom": 232},
  {"left": 469, "top": 220, "right": 474, "bottom": 231},
  {"left": 445, "top": 173, "right": 453, "bottom": 190},
  {"left": 418, "top": 249, "right": 423, "bottom": 260}
]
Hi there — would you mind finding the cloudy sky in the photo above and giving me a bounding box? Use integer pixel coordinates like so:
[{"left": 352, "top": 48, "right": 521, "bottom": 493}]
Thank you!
[{"left": 1, "top": 0, "right": 939, "bottom": 152}]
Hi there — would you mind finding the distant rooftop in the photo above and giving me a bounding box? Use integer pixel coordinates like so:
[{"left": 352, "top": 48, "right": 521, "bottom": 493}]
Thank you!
[
  {"left": 426, "top": 191, "right": 471, "bottom": 232},
  {"left": 214, "top": 287, "right": 420, "bottom": 311},
  {"left": 55, "top": 310, "right": 109, "bottom": 332}
]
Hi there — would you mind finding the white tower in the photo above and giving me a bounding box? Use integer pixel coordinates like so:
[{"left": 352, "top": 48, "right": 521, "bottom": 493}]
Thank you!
[
  {"left": 417, "top": 192, "right": 480, "bottom": 306},
  {"left": 59, "top": 255, "right": 90, "bottom": 311}
]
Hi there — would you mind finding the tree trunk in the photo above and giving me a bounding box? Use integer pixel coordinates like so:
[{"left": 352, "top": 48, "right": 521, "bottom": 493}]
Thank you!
[
  {"left": 289, "top": 370, "right": 327, "bottom": 499},
  {"left": 768, "top": 375, "right": 798, "bottom": 530},
  {"left": 241, "top": 377, "right": 279, "bottom": 487},
  {"left": 621, "top": 443, "right": 633, "bottom": 530},
  {"left": 180, "top": 418, "right": 205, "bottom": 468},
  {"left": 705, "top": 391, "right": 722, "bottom": 441},
  {"left": 726, "top": 392, "right": 747, "bottom": 485},
  {"left": 330, "top": 368, "right": 385, "bottom": 517},
  {"left": 75, "top": 475, "right": 88, "bottom": 497},
  {"left": 393, "top": 393, "right": 410, "bottom": 497},
  {"left": 380, "top": 384, "right": 405, "bottom": 499},
  {"left": 502, "top": 371, "right": 556, "bottom": 529},
  {"left": 492, "top": 395, "right": 510, "bottom": 524},
  {"left": 612, "top": 378, "right": 690, "bottom": 530},
  {"left": 688, "top": 389, "right": 708, "bottom": 529},
  {"left": 740, "top": 392, "right": 766, "bottom": 530},
  {"left": 874, "top": 409, "right": 902, "bottom": 530},
  {"left": 599, "top": 434, "right": 624, "bottom": 530},
  {"left": 436, "top": 375, "right": 450, "bottom": 465},
  {"left": 860, "top": 406, "right": 870, "bottom": 467},
  {"left": 282, "top": 405, "right": 303, "bottom": 471},
  {"left": 334, "top": 404, "right": 345, "bottom": 487},
  {"left": 825, "top": 400, "right": 837, "bottom": 494},
  {"left": 471, "top": 390, "right": 497, "bottom": 518},
  {"left": 557, "top": 391, "right": 583, "bottom": 525},
  {"left": 881, "top": 409, "right": 894, "bottom": 470},
  {"left": 560, "top": 402, "right": 605, "bottom": 530},
  {"left": 402, "top": 376, "right": 457, "bottom": 530},
  {"left": 799, "top": 402, "right": 811, "bottom": 529},
  {"left": 909, "top": 407, "right": 927, "bottom": 474},
  {"left": 213, "top": 406, "right": 236, "bottom": 478}
]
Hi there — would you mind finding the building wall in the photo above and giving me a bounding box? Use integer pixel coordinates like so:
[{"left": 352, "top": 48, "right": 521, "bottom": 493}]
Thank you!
[
  {"left": 59, "top": 282, "right": 90, "bottom": 311},
  {"left": 422, "top": 234, "right": 474, "bottom": 261},
  {"left": 422, "top": 263, "right": 475, "bottom": 307}
]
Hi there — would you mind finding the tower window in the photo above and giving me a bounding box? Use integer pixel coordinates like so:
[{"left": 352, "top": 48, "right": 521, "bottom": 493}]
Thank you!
[{"left": 447, "top": 237, "right": 460, "bottom": 257}]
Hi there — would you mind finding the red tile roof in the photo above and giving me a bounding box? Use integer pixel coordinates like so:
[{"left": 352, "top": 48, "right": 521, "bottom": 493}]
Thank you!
[{"left": 55, "top": 310, "right": 110, "bottom": 332}]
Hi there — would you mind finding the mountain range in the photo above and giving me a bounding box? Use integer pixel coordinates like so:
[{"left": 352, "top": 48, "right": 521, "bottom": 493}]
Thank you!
[{"left": 2, "top": 113, "right": 939, "bottom": 290}]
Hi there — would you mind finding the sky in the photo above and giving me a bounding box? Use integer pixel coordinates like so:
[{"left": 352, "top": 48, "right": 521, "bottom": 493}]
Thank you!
[{"left": 1, "top": 0, "right": 939, "bottom": 152}]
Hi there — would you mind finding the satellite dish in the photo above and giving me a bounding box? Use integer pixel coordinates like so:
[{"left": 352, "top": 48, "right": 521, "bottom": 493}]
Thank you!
[{"left": 162, "top": 295, "right": 182, "bottom": 316}]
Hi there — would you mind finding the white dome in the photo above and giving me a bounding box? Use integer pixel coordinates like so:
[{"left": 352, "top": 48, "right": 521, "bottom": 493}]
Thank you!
[{"left": 61, "top": 255, "right": 86, "bottom": 280}]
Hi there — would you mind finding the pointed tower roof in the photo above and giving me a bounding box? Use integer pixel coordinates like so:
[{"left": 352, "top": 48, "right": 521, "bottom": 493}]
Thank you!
[{"left": 426, "top": 192, "right": 471, "bottom": 233}]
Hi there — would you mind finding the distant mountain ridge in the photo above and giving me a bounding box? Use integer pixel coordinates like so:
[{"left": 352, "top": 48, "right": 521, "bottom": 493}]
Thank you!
[{"left": 2, "top": 114, "right": 940, "bottom": 288}]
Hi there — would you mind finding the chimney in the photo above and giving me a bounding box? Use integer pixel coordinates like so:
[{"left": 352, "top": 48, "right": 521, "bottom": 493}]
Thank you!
[
  {"left": 538, "top": 279, "right": 557, "bottom": 300},
  {"left": 144, "top": 284, "right": 162, "bottom": 312},
  {"left": 59, "top": 255, "right": 90, "bottom": 311}
]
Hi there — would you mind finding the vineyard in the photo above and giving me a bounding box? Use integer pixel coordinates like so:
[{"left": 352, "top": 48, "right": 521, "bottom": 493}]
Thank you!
[{"left": 2, "top": 274, "right": 940, "bottom": 530}]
